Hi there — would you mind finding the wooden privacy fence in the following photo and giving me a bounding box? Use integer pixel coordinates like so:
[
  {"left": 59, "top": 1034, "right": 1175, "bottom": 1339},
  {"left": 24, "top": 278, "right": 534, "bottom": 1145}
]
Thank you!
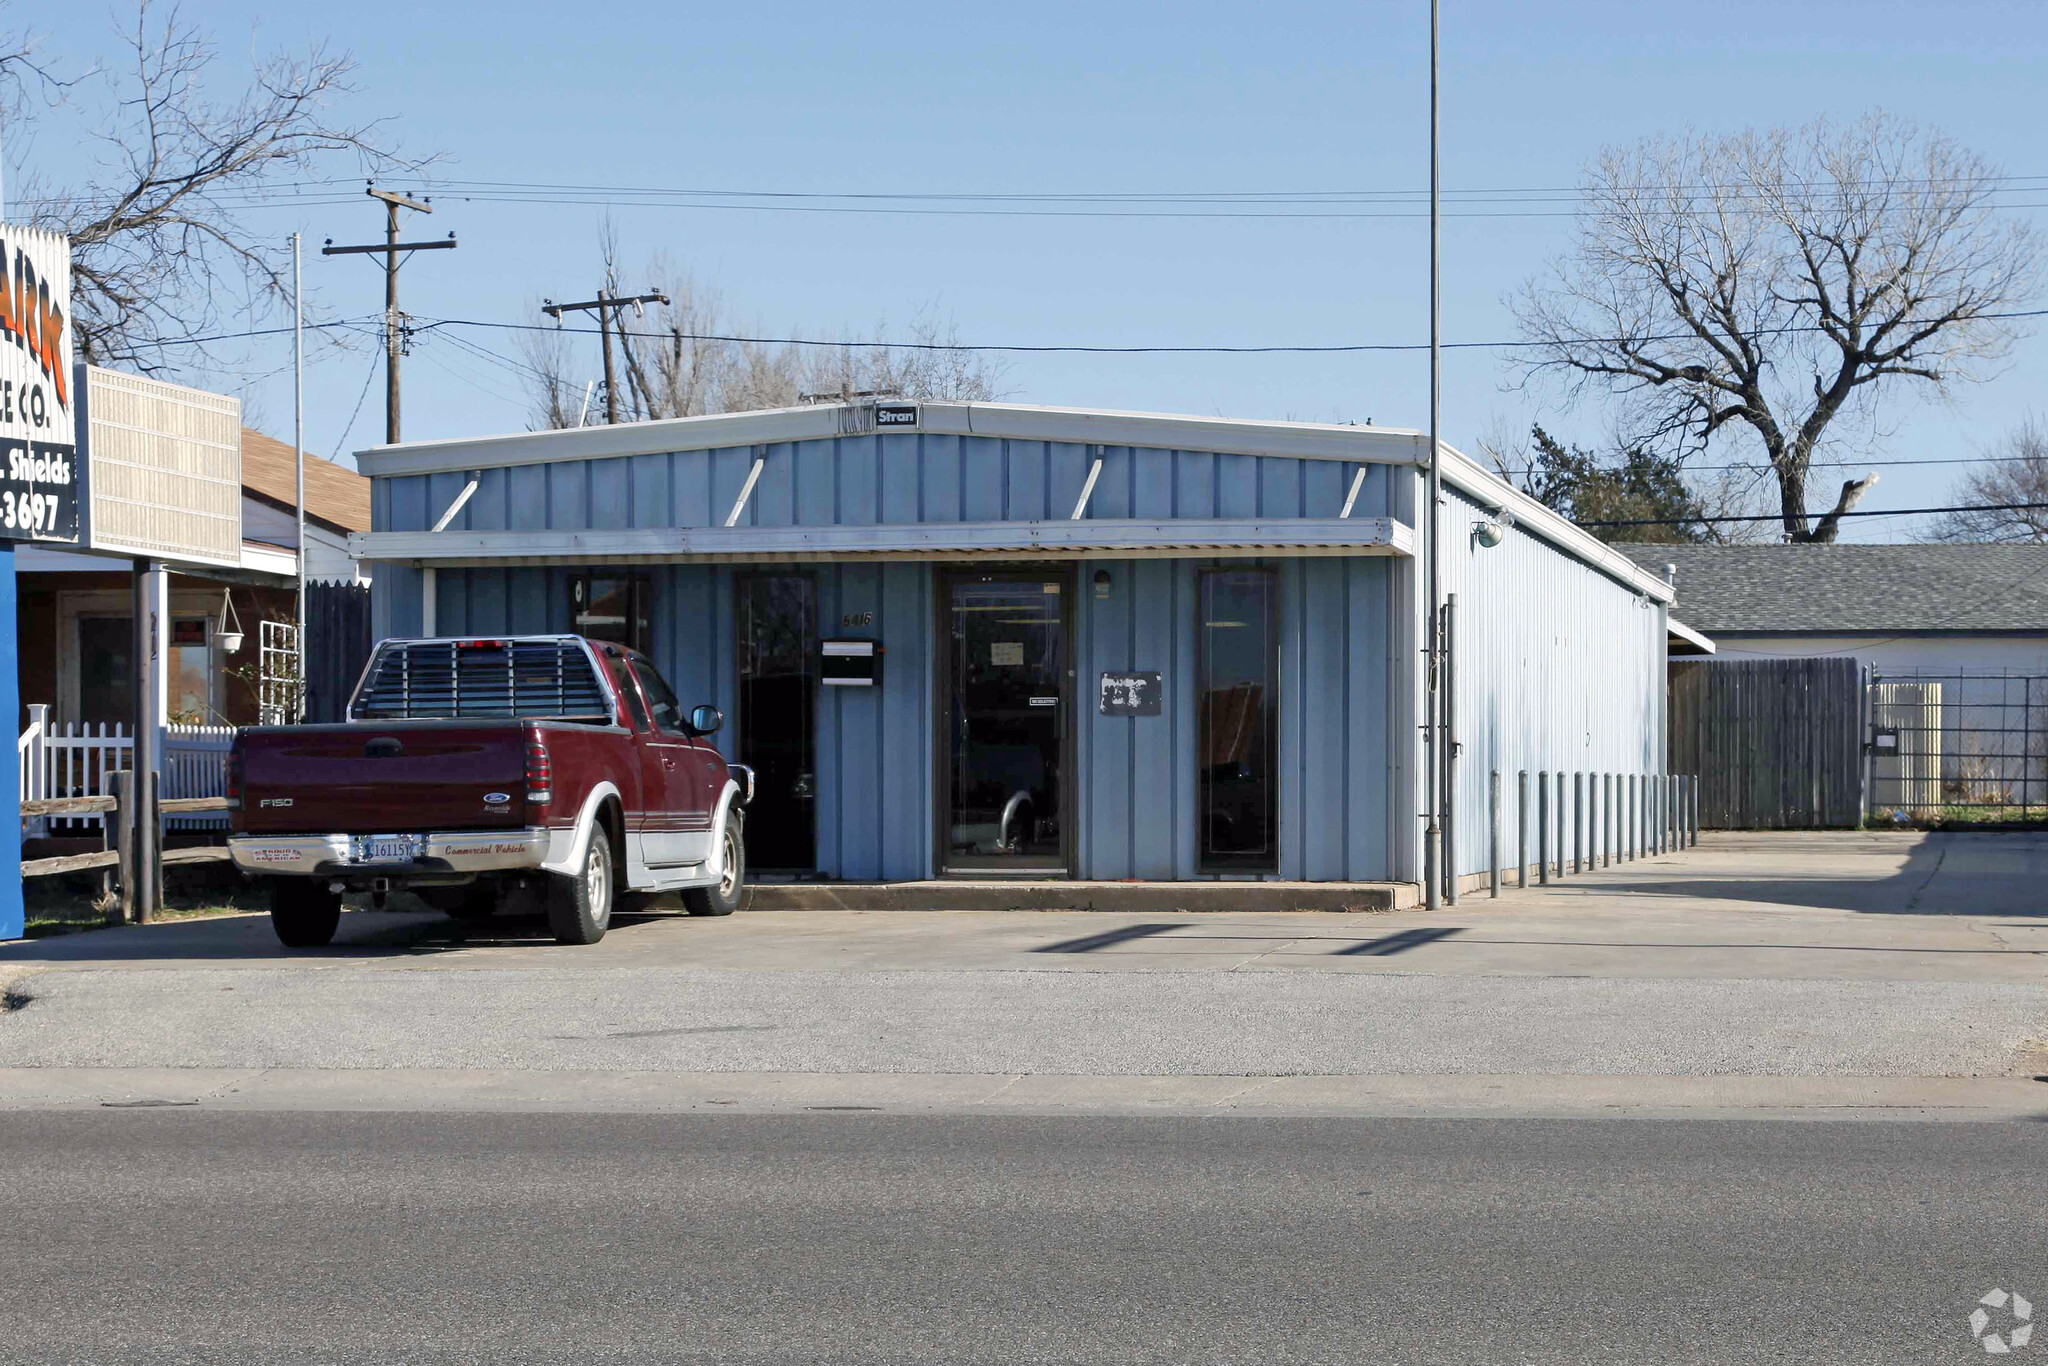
[
  {"left": 304, "top": 581, "right": 373, "bottom": 723},
  {"left": 1669, "top": 659, "right": 1864, "bottom": 829},
  {"left": 21, "top": 774, "right": 232, "bottom": 925}
]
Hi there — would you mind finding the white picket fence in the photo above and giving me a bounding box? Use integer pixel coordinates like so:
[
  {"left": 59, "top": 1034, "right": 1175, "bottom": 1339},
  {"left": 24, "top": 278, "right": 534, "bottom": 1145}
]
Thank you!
[{"left": 18, "top": 705, "right": 236, "bottom": 832}]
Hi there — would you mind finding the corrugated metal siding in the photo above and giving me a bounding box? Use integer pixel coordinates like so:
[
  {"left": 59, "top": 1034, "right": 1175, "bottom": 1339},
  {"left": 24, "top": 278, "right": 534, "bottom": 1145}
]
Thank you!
[
  {"left": 1073, "top": 557, "right": 1396, "bottom": 880},
  {"left": 371, "top": 431, "right": 1682, "bottom": 885},
  {"left": 415, "top": 561, "right": 935, "bottom": 881},
  {"left": 409, "top": 554, "right": 1398, "bottom": 881},
  {"left": 1434, "top": 485, "right": 1667, "bottom": 878},
  {"left": 375, "top": 434, "right": 1394, "bottom": 535}
]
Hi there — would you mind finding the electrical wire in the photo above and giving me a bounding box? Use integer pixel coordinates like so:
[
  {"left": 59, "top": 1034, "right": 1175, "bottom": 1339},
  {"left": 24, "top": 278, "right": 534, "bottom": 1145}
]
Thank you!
[
  {"left": 410, "top": 307, "right": 2048, "bottom": 355},
  {"left": 1576, "top": 501, "right": 2048, "bottom": 529}
]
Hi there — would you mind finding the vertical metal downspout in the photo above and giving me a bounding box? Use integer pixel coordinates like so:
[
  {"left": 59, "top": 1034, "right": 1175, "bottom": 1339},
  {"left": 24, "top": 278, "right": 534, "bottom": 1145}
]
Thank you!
[{"left": 1422, "top": 0, "right": 1444, "bottom": 910}]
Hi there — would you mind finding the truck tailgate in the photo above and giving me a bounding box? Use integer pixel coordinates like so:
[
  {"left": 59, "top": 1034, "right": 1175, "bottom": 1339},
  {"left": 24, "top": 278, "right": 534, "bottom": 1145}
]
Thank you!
[{"left": 237, "top": 722, "right": 530, "bottom": 833}]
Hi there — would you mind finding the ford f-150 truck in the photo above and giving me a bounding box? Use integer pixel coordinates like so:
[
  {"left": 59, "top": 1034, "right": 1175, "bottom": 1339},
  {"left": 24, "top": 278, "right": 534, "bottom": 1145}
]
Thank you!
[{"left": 227, "top": 635, "right": 751, "bottom": 948}]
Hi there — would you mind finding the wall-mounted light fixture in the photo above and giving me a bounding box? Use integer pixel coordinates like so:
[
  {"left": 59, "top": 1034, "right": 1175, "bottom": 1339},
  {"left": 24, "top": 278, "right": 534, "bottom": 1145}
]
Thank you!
[
  {"left": 1471, "top": 507, "right": 1516, "bottom": 549},
  {"left": 1092, "top": 568, "right": 1112, "bottom": 599}
]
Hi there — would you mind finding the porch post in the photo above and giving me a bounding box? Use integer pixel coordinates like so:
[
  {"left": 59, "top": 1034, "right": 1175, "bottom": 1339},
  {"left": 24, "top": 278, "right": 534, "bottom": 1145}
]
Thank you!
[{"left": 131, "top": 558, "right": 165, "bottom": 921}]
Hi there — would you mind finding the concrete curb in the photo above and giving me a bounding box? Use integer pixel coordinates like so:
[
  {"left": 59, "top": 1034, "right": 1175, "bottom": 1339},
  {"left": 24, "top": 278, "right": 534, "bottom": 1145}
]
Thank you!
[
  {"left": 5, "top": 1067, "right": 2045, "bottom": 1121},
  {"left": 742, "top": 882, "right": 1417, "bottom": 913}
]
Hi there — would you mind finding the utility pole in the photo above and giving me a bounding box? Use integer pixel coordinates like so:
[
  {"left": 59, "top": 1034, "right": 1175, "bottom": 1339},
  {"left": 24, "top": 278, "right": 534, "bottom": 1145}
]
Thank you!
[
  {"left": 322, "top": 187, "right": 457, "bottom": 444},
  {"left": 542, "top": 290, "right": 669, "bottom": 424},
  {"left": 1423, "top": 0, "right": 1445, "bottom": 910},
  {"left": 292, "top": 232, "right": 306, "bottom": 719}
]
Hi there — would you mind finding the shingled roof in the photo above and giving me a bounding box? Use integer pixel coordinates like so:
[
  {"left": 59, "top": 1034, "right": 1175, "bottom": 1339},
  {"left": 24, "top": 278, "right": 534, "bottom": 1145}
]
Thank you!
[
  {"left": 1618, "top": 544, "right": 2048, "bottom": 634},
  {"left": 240, "top": 427, "right": 371, "bottom": 534}
]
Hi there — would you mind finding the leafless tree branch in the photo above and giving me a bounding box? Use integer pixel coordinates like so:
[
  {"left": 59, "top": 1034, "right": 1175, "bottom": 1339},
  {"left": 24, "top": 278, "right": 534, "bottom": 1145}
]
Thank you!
[
  {"left": 1512, "top": 112, "right": 2039, "bottom": 541},
  {"left": 19, "top": 0, "right": 423, "bottom": 372},
  {"left": 1928, "top": 419, "right": 2048, "bottom": 543}
]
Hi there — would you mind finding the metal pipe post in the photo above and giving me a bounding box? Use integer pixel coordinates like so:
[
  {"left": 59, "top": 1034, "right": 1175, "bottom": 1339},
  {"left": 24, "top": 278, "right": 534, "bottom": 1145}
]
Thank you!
[
  {"left": 1517, "top": 770, "right": 1529, "bottom": 888},
  {"left": 1421, "top": 0, "right": 1444, "bottom": 913},
  {"left": 1627, "top": 775, "right": 1637, "bottom": 861},
  {"left": 1556, "top": 772, "right": 1567, "bottom": 876},
  {"left": 1537, "top": 772, "right": 1550, "bottom": 885},
  {"left": 1572, "top": 772, "right": 1584, "bottom": 874},
  {"left": 1443, "top": 595, "right": 1458, "bottom": 906},
  {"left": 1488, "top": 770, "right": 1501, "bottom": 898}
]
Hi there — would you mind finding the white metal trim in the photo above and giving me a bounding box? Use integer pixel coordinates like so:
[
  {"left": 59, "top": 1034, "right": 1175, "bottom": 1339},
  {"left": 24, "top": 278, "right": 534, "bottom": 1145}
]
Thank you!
[
  {"left": 355, "top": 400, "right": 1430, "bottom": 477},
  {"left": 725, "top": 457, "right": 766, "bottom": 527},
  {"left": 1070, "top": 457, "right": 1103, "bottom": 519},
  {"left": 351, "top": 517, "right": 1413, "bottom": 566},
  {"left": 430, "top": 478, "right": 479, "bottom": 532},
  {"left": 1667, "top": 617, "right": 1717, "bottom": 655}
]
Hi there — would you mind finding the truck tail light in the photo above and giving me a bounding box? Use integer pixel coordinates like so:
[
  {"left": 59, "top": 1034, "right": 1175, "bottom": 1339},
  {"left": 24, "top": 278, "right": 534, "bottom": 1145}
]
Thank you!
[
  {"left": 524, "top": 732, "right": 552, "bottom": 806},
  {"left": 225, "top": 745, "right": 243, "bottom": 811}
]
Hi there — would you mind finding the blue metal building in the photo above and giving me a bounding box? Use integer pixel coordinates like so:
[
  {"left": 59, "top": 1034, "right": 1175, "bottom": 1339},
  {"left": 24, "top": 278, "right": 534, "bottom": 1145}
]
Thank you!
[{"left": 352, "top": 400, "right": 1671, "bottom": 891}]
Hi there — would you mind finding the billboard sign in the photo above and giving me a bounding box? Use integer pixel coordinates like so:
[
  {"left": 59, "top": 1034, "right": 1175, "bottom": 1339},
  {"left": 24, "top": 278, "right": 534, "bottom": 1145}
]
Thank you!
[{"left": 0, "top": 224, "right": 76, "bottom": 544}]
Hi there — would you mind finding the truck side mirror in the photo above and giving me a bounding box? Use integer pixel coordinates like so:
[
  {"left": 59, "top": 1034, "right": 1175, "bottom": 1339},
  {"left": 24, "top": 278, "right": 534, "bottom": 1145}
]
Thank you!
[{"left": 686, "top": 704, "right": 723, "bottom": 737}]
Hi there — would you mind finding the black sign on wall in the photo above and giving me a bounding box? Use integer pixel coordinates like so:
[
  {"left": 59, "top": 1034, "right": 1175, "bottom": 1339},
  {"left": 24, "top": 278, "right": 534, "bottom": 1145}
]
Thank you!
[
  {"left": 874, "top": 403, "right": 919, "bottom": 428},
  {"left": 1099, "top": 671, "right": 1162, "bottom": 716},
  {"left": 0, "top": 437, "right": 77, "bottom": 543}
]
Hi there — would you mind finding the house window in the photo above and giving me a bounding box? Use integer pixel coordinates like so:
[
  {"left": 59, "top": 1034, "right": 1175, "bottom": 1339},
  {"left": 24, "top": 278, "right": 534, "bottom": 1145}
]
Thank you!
[
  {"left": 569, "top": 573, "right": 653, "bottom": 654},
  {"left": 1197, "top": 567, "right": 1279, "bottom": 872}
]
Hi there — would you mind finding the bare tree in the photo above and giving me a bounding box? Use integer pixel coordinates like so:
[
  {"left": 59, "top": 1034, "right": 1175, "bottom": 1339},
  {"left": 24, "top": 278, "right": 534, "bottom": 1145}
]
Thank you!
[
  {"left": 1929, "top": 419, "right": 2048, "bottom": 543},
  {"left": 522, "top": 237, "right": 1010, "bottom": 428},
  {"left": 1513, "top": 113, "right": 2038, "bottom": 542},
  {"left": 18, "top": 1, "right": 416, "bottom": 371}
]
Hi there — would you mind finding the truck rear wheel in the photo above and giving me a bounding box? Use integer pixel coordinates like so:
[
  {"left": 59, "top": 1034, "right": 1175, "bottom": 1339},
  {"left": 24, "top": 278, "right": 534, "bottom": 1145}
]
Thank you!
[
  {"left": 270, "top": 880, "right": 342, "bottom": 949},
  {"left": 547, "top": 830, "right": 613, "bottom": 945},
  {"left": 684, "top": 815, "right": 745, "bottom": 917}
]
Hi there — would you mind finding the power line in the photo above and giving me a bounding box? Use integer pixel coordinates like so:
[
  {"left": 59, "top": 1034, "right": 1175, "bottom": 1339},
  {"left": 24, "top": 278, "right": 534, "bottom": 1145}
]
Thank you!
[
  {"left": 1576, "top": 500, "right": 2048, "bottom": 529},
  {"left": 414, "top": 306, "right": 2048, "bottom": 355}
]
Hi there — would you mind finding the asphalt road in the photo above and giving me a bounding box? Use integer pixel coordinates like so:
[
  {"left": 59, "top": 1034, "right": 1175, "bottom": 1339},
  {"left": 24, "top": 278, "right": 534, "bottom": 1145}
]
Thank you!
[{"left": 5, "top": 1110, "right": 2045, "bottom": 1365}]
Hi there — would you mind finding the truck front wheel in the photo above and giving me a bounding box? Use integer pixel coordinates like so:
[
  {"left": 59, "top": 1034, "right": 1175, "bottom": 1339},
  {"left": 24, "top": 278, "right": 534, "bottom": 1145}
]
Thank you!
[
  {"left": 270, "top": 880, "right": 342, "bottom": 949},
  {"left": 547, "top": 830, "right": 614, "bottom": 945},
  {"left": 684, "top": 815, "right": 745, "bottom": 917}
]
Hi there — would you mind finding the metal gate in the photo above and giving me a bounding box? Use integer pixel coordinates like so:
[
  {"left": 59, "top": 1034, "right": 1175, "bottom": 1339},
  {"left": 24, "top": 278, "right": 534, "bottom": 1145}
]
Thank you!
[{"left": 1868, "top": 671, "right": 2048, "bottom": 823}]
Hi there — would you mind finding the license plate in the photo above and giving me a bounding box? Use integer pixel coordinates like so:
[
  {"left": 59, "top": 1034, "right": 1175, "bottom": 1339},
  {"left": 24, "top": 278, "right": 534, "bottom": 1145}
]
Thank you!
[{"left": 352, "top": 835, "right": 420, "bottom": 864}]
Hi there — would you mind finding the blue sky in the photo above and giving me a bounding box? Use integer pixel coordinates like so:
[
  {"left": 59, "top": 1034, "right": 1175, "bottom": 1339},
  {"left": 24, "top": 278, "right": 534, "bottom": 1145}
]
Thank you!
[{"left": 24, "top": 0, "right": 2048, "bottom": 538}]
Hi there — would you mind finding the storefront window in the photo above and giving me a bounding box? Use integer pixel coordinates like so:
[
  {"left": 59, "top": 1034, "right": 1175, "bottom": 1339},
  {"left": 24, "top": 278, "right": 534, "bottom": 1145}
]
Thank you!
[
  {"left": 1198, "top": 567, "right": 1279, "bottom": 872},
  {"left": 570, "top": 573, "right": 653, "bottom": 654}
]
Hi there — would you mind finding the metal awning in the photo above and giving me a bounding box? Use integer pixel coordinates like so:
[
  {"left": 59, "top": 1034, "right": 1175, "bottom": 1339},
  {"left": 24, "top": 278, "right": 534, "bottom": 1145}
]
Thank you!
[{"left": 350, "top": 517, "right": 1414, "bottom": 567}]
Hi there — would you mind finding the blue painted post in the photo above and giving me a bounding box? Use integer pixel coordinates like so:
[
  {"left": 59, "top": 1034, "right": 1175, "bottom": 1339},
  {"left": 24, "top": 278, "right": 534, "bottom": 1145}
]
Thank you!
[{"left": 0, "top": 544, "right": 21, "bottom": 940}]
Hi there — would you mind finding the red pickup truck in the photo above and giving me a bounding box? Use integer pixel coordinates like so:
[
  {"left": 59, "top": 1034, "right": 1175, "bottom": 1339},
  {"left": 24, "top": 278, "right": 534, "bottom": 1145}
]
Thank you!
[{"left": 227, "top": 635, "right": 751, "bottom": 948}]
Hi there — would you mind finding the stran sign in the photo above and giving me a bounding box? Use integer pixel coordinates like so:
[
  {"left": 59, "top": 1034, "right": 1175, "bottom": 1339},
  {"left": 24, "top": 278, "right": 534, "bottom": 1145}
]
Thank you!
[{"left": 0, "top": 224, "right": 77, "bottom": 543}]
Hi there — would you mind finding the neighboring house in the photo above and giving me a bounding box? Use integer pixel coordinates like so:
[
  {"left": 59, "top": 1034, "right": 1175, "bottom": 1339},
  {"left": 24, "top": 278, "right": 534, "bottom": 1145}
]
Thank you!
[
  {"left": 16, "top": 419, "right": 372, "bottom": 730},
  {"left": 236, "top": 428, "right": 372, "bottom": 586},
  {"left": 1625, "top": 543, "right": 2048, "bottom": 823},
  {"left": 1620, "top": 544, "right": 2048, "bottom": 675}
]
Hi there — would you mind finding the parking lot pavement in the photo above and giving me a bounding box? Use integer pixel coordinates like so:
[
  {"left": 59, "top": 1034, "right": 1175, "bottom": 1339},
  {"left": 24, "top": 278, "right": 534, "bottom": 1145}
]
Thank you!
[{"left": 0, "top": 831, "right": 2044, "bottom": 1109}]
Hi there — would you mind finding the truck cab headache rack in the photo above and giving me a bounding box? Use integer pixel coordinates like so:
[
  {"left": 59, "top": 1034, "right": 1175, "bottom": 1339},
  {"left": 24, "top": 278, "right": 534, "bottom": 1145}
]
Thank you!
[{"left": 349, "top": 636, "right": 614, "bottom": 722}]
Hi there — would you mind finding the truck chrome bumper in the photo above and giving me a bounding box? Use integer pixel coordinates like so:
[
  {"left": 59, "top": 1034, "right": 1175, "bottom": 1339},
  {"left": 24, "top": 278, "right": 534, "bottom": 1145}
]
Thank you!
[{"left": 228, "top": 828, "right": 555, "bottom": 877}]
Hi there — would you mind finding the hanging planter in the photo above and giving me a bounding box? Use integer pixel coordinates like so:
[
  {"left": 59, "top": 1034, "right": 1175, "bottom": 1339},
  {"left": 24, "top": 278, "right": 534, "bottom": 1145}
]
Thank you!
[{"left": 214, "top": 587, "right": 245, "bottom": 654}]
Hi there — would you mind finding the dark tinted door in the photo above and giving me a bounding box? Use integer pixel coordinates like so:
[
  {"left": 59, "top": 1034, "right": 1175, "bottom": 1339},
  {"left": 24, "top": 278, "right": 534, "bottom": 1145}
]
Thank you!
[
  {"left": 737, "top": 576, "right": 816, "bottom": 870},
  {"left": 943, "top": 573, "right": 1069, "bottom": 873},
  {"left": 1198, "top": 567, "right": 1279, "bottom": 871}
]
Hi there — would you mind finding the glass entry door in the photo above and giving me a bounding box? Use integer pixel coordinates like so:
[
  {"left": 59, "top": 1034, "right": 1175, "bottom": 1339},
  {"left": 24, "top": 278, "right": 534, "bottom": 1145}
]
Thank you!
[
  {"left": 942, "top": 572, "right": 1070, "bottom": 874},
  {"left": 737, "top": 574, "right": 817, "bottom": 870}
]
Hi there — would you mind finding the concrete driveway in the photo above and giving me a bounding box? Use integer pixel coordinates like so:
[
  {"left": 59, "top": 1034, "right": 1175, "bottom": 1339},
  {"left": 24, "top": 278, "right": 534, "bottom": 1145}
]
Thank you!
[{"left": 2, "top": 831, "right": 2045, "bottom": 1119}]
